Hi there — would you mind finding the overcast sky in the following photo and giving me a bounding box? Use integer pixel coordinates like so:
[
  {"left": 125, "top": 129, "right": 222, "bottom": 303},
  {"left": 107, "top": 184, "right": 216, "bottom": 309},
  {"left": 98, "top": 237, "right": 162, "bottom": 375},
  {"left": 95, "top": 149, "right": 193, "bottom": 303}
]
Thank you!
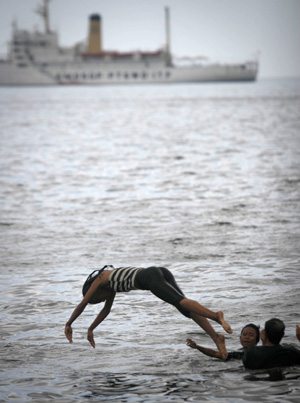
[{"left": 0, "top": 0, "right": 299, "bottom": 79}]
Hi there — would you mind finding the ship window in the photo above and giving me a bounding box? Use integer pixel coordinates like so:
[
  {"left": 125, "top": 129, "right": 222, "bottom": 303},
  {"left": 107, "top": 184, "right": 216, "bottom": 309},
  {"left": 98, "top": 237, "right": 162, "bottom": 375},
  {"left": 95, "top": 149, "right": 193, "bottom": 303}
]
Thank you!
[
  {"left": 165, "top": 71, "right": 171, "bottom": 78},
  {"left": 56, "top": 74, "right": 61, "bottom": 80},
  {"left": 17, "top": 63, "right": 27, "bottom": 68},
  {"left": 124, "top": 73, "right": 129, "bottom": 79},
  {"left": 96, "top": 73, "right": 101, "bottom": 78},
  {"left": 65, "top": 74, "right": 71, "bottom": 79},
  {"left": 132, "top": 72, "right": 138, "bottom": 79},
  {"left": 108, "top": 72, "right": 114, "bottom": 78},
  {"left": 142, "top": 72, "right": 148, "bottom": 79},
  {"left": 82, "top": 73, "right": 86, "bottom": 79}
]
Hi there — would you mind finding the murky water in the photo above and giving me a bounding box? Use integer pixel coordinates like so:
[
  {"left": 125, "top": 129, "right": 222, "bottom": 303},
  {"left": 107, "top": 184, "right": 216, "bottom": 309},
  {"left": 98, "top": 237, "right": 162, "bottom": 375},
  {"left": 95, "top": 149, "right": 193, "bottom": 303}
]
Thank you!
[{"left": 0, "top": 79, "right": 300, "bottom": 402}]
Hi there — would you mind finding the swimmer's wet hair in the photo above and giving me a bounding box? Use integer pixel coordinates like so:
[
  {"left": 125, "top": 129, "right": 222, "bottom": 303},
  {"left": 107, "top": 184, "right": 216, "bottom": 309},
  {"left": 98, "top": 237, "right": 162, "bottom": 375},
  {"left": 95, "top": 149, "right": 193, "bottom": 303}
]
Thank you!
[
  {"left": 82, "top": 265, "right": 114, "bottom": 303},
  {"left": 241, "top": 323, "right": 260, "bottom": 344},
  {"left": 265, "top": 318, "right": 285, "bottom": 345}
]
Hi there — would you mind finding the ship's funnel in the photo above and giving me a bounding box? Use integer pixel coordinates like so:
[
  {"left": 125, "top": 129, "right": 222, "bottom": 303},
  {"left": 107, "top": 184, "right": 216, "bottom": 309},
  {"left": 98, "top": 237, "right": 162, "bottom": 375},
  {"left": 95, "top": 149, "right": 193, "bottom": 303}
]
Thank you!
[{"left": 87, "top": 14, "right": 102, "bottom": 53}]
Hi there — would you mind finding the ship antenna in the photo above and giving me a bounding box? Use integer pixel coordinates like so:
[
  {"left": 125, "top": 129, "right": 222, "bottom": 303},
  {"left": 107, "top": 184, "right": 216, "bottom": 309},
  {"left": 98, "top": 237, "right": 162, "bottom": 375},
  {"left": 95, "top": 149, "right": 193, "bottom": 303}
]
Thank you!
[
  {"left": 165, "top": 7, "right": 172, "bottom": 66},
  {"left": 35, "top": 0, "right": 51, "bottom": 34}
]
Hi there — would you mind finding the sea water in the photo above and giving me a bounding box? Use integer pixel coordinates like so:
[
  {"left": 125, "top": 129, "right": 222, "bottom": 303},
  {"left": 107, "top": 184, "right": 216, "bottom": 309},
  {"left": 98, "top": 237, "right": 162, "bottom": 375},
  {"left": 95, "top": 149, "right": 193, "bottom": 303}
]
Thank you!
[{"left": 0, "top": 79, "right": 300, "bottom": 402}]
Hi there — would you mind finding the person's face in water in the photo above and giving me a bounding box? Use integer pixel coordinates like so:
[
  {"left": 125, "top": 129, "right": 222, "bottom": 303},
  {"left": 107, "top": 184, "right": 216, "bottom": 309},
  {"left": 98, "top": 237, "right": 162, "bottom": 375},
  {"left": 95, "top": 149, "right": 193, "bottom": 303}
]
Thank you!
[
  {"left": 240, "top": 326, "right": 258, "bottom": 348},
  {"left": 90, "top": 287, "right": 112, "bottom": 304}
]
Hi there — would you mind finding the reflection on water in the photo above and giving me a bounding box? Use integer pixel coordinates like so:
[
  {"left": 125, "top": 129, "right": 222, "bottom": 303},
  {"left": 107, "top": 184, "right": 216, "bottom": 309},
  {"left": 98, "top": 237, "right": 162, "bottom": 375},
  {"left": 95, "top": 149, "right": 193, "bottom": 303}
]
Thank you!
[
  {"left": 0, "top": 79, "right": 300, "bottom": 402},
  {"left": 245, "top": 367, "right": 300, "bottom": 382}
]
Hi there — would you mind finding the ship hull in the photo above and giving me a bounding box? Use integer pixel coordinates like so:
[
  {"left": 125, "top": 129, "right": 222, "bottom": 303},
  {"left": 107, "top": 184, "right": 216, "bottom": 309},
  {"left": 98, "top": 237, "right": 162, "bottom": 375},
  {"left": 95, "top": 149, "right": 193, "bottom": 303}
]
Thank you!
[
  {"left": 0, "top": 61, "right": 257, "bottom": 86},
  {"left": 0, "top": 62, "right": 56, "bottom": 85}
]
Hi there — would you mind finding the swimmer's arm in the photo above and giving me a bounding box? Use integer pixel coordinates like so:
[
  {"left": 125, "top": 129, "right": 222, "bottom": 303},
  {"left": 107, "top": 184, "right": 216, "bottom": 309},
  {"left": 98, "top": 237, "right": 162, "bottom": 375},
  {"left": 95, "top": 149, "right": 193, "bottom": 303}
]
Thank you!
[
  {"left": 64, "top": 272, "right": 111, "bottom": 343},
  {"left": 186, "top": 338, "right": 222, "bottom": 359},
  {"left": 195, "top": 345, "right": 222, "bottom": 359},
  {"left": 87, "top": 292, "right": 116, "bottom": 348}
]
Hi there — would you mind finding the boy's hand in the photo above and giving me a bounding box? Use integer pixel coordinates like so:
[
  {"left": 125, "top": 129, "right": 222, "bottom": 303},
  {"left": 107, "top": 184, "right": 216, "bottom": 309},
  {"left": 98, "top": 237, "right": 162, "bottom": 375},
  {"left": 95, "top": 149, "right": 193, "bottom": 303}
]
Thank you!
[
  {"left": 186, "top": 338, "right": 197, "bottom": 349},
  {"left": 88, "top": 329, "right": 96, "bottom": 348},
  {"left": 65, "top": 324, "right": 73, "bottom": 343}
]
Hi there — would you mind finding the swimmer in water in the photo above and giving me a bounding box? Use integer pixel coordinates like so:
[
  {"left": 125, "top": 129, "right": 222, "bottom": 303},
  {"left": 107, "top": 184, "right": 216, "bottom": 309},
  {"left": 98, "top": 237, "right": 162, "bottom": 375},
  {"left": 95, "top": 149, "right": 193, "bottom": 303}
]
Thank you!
[
  {"left": 243, "top": 318, "right": 300, "bottom": 369},
  {"left": 186, "top": 323, "right": 260, "bottom": 361},
  {"left": 64, "top": 265, "right": 232, "bottom": 359}
]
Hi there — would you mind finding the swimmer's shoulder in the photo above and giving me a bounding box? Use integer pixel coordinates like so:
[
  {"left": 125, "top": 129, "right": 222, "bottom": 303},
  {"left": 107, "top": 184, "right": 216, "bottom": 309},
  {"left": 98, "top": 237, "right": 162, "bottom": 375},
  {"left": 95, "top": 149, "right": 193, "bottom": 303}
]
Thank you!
[{"left": 95, "top": 269, "right": 113, "bottom": 285}]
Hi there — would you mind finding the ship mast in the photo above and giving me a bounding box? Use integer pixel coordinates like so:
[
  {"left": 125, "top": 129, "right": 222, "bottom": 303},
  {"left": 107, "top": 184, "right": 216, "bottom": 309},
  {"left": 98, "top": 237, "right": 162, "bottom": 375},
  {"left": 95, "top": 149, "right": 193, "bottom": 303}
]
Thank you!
[
  {"left": 165, "top": 7, "right": 172, "bottom": 66},
  {"left": 35, "top": 0, "right": 51, "bottom": 34}
]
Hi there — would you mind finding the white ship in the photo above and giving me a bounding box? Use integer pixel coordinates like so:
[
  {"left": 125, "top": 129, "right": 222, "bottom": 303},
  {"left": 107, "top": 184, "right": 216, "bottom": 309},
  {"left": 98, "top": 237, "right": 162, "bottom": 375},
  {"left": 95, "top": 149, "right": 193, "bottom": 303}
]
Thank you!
[{"left": 0, "top": 0, "right": 258, "bottom": 86}]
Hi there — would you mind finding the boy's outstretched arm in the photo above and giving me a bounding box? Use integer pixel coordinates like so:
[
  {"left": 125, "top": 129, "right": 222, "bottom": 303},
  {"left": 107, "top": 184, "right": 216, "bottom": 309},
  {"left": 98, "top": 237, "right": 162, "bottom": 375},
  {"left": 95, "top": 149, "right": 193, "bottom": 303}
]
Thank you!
[
  {"left": 87, "top": 292, "right": 116, "bottom": 348},
  {"left": 186, "top": 338, "right": 223, "bottom": 359},
  {"left": 64, "top": 274, "right": 110, "bottom": 343},
  {"left": 65, "top": 299, "right": 88, "bottom": 343}
]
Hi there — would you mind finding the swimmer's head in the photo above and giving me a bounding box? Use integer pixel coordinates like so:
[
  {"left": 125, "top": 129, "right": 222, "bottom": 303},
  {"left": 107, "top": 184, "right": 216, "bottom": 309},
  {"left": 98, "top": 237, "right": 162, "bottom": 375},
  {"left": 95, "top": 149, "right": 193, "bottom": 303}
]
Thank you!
[
  {"left": 82, "top": 268, "right": 107, "bottom": 304},
  {"left": 240, "top": 323, "right": 260, "bottom": 348},
  {"left": 88, "top": 287, "right": 112, "bottom": 304},
  {"left": 264, "top": 318, "right": 285, "bottom": 345}
]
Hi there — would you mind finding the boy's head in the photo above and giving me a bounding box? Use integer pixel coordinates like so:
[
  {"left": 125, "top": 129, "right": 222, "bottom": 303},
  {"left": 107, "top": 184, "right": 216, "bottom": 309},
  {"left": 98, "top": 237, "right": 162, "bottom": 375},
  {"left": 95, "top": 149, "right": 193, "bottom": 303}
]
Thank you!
[
  {"left": 240, "top": 323, "right": 260, "bottom": 347},
  {"left": 263, "top": 318, "right": 285, "bottom": 345}
]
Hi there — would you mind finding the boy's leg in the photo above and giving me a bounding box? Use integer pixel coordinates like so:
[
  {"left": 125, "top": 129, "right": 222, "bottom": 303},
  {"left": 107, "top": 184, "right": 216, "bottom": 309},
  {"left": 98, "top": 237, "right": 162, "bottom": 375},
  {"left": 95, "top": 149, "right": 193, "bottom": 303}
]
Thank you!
[
  {"left": 180, "top": 298, "right": 232, "bottom": 334},
  {"left": 190, "top": 312, "right": 227, "bottom": 359}
]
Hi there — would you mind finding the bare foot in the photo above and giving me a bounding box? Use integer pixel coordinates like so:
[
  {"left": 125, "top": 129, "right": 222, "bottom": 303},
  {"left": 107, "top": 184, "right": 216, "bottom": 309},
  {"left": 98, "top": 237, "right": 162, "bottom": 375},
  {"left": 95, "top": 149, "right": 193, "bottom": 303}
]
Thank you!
[
  {"left": 217, "top": 311, "right": 232, "bottom": 334},
  {"left": 214, "top": 334, "right": 227, "bottom": 360}
]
